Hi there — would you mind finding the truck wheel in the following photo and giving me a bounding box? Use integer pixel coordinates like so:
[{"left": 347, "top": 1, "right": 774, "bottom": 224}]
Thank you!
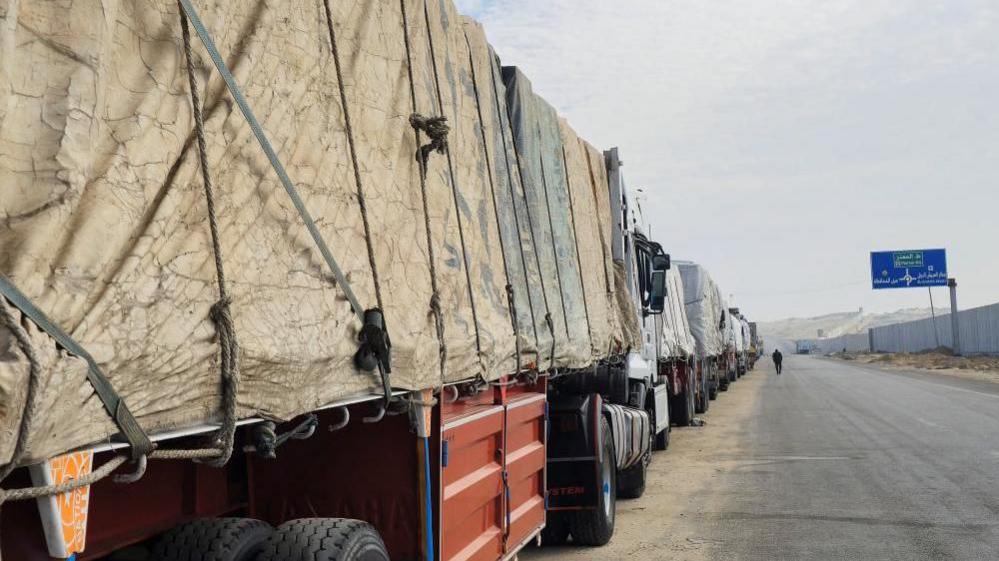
[
  {"left": 709, "top": 375, "right": 719, "bottom": 400},
  {"left": 541, "top": 512, "right": 571, "bottom": 545},
  {"left": 569, "top": 417, "right": 616, "bottom": 546},
  {"left": 617, "top": 455, "right": 647, "bottom": 499},
  {"left": 654, "top": 425, "right": 670, "bottom": 450},
  {"left": 151, "top": 518, "right": 272, "bottom": 561},
  {"left": 257, "top": 519, "right": 389, "bottom": 561},
  {"left": 671, "top": 385, "right": 694, "bottom": 426},
  {"left": 695, "top": 375, "right": 709, "bottom": 414}
]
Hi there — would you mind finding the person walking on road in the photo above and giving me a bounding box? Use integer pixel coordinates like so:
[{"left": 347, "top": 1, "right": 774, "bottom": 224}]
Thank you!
[{"left": 772, "top": 349, "right": 783, "bottom": 375}]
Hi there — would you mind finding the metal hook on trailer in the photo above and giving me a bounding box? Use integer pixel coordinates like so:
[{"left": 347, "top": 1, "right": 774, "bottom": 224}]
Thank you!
[
  {"left": 328, "top": 406, "right": 350, "bottom": 432},
  {"left": 113, "top": 454, "right": 148, "bottom": 484},
  {"left": 443, "top": 385, "right": 459, "bottom": 404},
  {"left": 363, "top": 401, "right": 386, "bottom": 424},
  {"left": 386, "top": 399, "right": 410, "bottom": 416}
]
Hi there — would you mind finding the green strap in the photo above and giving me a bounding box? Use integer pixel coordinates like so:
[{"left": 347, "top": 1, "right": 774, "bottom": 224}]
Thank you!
[
  {"left": 0, "top": 275, "right": 153, "bottom": 460},
  {"left": 177, "top": 0, "right": 364, "bottom": 322}
]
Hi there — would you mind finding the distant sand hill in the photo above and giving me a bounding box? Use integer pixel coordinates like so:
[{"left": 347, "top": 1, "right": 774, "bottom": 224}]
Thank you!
[{"left": 758, "top": 308, "right": 934, "bottom": 351}]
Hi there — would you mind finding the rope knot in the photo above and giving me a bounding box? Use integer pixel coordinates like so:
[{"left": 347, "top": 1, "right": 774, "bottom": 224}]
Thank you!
[
  {"left": 209, "top": 296, "right": 233, "bottom": 324},
  {"left": 410, "top": 113, "right": 449, "bottom": 172}
]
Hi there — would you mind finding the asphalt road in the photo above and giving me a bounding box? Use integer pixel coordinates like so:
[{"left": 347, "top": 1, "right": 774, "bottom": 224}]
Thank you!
[{"left": 524, "top": 355, "right": 999, "bottom": 560}]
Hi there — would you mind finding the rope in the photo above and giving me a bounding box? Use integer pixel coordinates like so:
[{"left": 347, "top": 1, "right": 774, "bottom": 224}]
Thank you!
[
  {"left": 0, "top": 455, "right": 129, "bottom": 506},
  {"left": 0, "top": 299, "right": 41, "bottom": 483},
  {"left": 180, "top": 7, "right": 240, "bottom": 467},
  {"left": 410, "top": 114, "right": 450, "bottom": 173},
  {"left": 462, "top": 29, "right": 522, "bottom": 375},
  {"left": 582, "top": 144, "right": 614, "bottom": 295},
  {"left": 486, "top": 50, "right": 541, "bottom": 360},
  {"left": 320, "top": 0, "right": 384, "bottom": 313},
  {"left": 507, "top": 119, "right": 555, "bottom": 368},
  {"left": 176, "top": 0, "right": 365, "bottom": 323},
  {"left": 399, "top": 0, "right": 447, "bottom": 377},
  {"left": 420, "top": 0, "right": 483, "bottom": 356},
  {"left": 562, "top": 144, "right": 594, "bottom": 355},
  {"left": 0, "top": 277, "right": 153, "bottom": 460},
  {"left": 535, "top": 124, "right": 571, "bottom": 339},
  {"left": 321, "top": 0, "right": 394, "bottom": 404},
  {"left": 544, "top": 312, "right": 556, "bottom": 371}
]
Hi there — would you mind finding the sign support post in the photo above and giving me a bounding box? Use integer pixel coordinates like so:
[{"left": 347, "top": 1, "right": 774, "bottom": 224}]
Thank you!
[
  {"left": 928, "top": 287, "right": 940, "bottom": 348},
  {"left": 948, "top": 278, "right": 960, "bottom": 356}
]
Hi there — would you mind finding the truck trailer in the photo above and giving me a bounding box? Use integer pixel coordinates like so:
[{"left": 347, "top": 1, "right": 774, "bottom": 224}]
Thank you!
[
  {"left": 676, "top": 262, "right": 729, "bottom": 397},
  {"left": 0, "top": 1, "right": 687, "bottom": 560}
]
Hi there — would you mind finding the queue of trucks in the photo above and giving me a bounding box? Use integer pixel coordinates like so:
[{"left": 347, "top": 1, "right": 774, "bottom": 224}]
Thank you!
[{"left": 0, "top": 1, "right": 763, "bottom": 560}]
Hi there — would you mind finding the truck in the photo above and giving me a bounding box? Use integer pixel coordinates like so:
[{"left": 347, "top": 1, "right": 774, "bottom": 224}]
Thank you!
[
  {"left": 0, "top": 2, "right": 690, "bottom": 560},
  {"left": 660, "top": 264, "right": 707, "bottom": 426},
  {"left": 748, "top": 322, "right": 762, "bottom": 366},
  {"left": 728, "top": 308, "right": 749, "bottom": 378},
  {"left": 676, "top": 262, "right": 729, "bottom": 397},
  {"left": 612, "top": 184, "right": 702, "bottom": 433}
]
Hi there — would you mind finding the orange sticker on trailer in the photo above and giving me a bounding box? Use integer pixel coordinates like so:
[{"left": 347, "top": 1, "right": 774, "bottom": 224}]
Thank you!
[{"left": 30, "top": 450, "right": 94, "bottom": 558}]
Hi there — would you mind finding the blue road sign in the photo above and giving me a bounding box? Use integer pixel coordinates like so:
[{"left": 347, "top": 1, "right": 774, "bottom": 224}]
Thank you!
[{"left": 871, "top": 249, "right": 947, "bottom": 289}]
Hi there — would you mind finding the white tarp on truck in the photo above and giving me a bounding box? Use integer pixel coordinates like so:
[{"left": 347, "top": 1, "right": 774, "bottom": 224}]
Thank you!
[
  {"left": 0, "top": 0, "right": 632, "bottom": 468},
  {"left": 729, "top": 313, "right": 745, "bottom": 352},
  {"left": 740, "top": 318, "right": 754, "bottom": 352},
  {"left": 677, "top": 262, "right": 726, "bottom": 357},
  {"left": 657, "top": 268, "right": 696, "bottom": 359}
]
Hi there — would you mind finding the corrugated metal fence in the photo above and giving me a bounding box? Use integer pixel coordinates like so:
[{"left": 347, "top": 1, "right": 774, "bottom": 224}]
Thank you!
[
  {"left": 814, "top": 332, "right": 871, "bottom": 354},
  {"left": 806, "top": 301, "right": 999, "bottom": 356},
  {"left": 870, "top": 302, "right": 999, "bottom": 355}
]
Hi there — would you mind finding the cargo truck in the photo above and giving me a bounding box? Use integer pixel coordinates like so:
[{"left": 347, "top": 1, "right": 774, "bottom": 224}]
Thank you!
[
  {"left": 0, "top": 1, "right": 684, "bottom": 559},
  {"left": 676, "top": 262, "right": 729, "bottom": 397}
]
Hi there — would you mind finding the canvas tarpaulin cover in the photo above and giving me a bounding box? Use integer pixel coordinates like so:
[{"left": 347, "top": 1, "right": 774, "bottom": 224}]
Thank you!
[
  {"left": 658, "top": 268, "right": 696, "bottom": 359},
  {"left": 0, "top": 0, "right": 619, "bottom": 468},
  {"left": 558, "top": 119, "right": 625, "bottom": 360},
  {"left": 677, "top": 262, "right": 725, "bottom": 357},
  {"left": 500, "top": 67, "right": 589, "bottom": 369}
]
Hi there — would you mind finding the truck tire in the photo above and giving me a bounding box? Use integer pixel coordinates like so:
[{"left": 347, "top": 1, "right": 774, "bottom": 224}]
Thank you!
[
  {"left": 671, "top": 384, "right": 694, "bottom": 426},
  {"left": 151, "top": 518, "right": 272, "bottom": 561},
  {"left": 708, "top": 373, "right": 719, "bottom": 400},
  {"left": 569, "top": 417, "right": 616, "bottom": 546},
  {"left": 695, "top": 373, "right": 709, "bottom": 414},
  {"left": 257, "top": 519, "right": 389, "bottom": 561},
  {"left": 617, "top": 456, "right": 647, "bottom": 499},
  {"left": 654, "top": 425, "right": 670, "bottom": 450},
  {"left": 541, "top": 512, "right": 570, "bottom": 545}
]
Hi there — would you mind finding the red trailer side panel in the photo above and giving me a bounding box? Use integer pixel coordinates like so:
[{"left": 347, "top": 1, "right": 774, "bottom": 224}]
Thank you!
[{"left": 440, "top": 405, "right": 505, "bottom": 561}]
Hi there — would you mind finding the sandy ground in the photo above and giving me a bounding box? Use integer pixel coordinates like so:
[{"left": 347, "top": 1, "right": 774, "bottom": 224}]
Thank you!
[
  {"left": 522, "top": 367, "right": 767, "bottom": 561},
  {"left": 830, "top": 351, "right": 999, "bottom": 385}
]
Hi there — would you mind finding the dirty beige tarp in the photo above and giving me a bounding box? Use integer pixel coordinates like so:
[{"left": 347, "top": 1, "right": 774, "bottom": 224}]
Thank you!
[
  {"left": 460, "top": 19, "right": 541, "bottom": 369},
  {"left": 0, "top": 1, "right": 628, "bottom": 467},
  {"left": 559, "top": 120, "right": 622, "bottom": 359}
]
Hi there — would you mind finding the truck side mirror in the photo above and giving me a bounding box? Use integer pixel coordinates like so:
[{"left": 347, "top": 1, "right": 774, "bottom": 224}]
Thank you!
[
  {"left": 648, "top": 270, "right": 666, "bottom": 314},
  {"left": 652, "top": 254, "right": 670, "bottom": 270}
]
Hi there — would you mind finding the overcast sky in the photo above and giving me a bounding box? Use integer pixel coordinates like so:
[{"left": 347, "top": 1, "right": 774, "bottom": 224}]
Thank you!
[{"left": 455, "top": 0, "right": 999, "bottom": 321}]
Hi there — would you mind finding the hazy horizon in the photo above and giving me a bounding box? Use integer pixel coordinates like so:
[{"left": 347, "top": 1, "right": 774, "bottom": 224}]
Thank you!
[{"left": 456, "top": 0, "right": 999, "bottom": 322}]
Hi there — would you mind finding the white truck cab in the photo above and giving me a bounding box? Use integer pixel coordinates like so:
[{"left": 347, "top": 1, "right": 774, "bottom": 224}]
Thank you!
[{"left": 605, "top": 148, "right": 672, "bottom": 445}]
